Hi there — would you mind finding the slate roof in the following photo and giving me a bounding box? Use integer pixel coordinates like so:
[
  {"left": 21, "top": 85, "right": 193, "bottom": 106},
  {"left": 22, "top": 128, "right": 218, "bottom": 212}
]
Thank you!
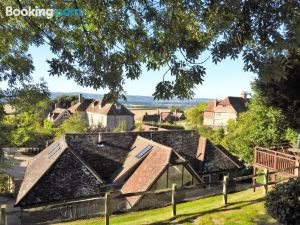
[
  {"left": 66, "top": 136, "right": 129, "bottom": 182},
  {"left": 15, "top": 141, "right": 68, "bottom": 205},
  {"left": 196, "top": 137, "right": 243, "bottom": 174},
  {"left": 15, "top": 140, "right": 104, "bottom": 206},
  {"left": 86, "top": 100, "right": 134, "bottom": 116}
]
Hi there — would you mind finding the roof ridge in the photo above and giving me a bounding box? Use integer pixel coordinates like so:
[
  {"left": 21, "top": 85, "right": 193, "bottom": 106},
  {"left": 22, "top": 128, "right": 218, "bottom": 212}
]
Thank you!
[
  {"left": 136, "top": 135, "right": 173, "bottom": 151},
  {"left": 68, "top": 148, "right": 105, "bottom": 183}
]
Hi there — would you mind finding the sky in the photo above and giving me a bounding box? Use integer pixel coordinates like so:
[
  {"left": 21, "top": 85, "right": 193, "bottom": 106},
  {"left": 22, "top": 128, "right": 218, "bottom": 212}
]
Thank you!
[{"left": 1, "top": 44, "right": 256, "bottom": 99}]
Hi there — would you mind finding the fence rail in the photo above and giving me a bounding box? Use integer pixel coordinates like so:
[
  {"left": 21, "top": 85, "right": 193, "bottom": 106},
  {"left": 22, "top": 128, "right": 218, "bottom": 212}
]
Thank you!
[
  {"left": 13, "top": 166, "right": 298, "bottom": 225},
  {"left": 254, "top": 147, "right": 297, "bottom": 176}
]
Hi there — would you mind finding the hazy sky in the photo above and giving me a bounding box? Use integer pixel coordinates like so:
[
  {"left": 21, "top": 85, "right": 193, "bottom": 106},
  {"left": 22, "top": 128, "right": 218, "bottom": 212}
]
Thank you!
[{"left": 2, "top": 44, "right": 256, "bottom": 99}]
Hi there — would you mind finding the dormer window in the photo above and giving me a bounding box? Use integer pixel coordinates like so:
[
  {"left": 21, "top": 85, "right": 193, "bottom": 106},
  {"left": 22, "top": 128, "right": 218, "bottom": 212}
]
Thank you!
[{"left": 116, "top": 104, "right": 121, "bottom": 110}]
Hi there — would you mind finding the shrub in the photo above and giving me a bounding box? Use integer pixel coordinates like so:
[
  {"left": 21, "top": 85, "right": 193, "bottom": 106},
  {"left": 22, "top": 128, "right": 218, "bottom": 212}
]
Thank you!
[{"left": 265, "top": 178, "right": 300, "bottom": 225}]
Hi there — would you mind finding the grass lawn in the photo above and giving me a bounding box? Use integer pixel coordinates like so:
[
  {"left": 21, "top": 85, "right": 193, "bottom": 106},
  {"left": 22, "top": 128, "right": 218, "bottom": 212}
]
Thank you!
[{"left": 58, "top": 187, "right": 278, "bottom": 225}]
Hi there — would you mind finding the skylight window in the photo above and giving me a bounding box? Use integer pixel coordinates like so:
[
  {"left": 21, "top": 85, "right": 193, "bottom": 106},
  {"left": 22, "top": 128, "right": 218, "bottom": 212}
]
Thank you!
[
  {"left": 135, "top": 145, "right": 153, "bottom": 158},
  {"left": 48, "top": 143, "right": 60, "bottom": 158}
]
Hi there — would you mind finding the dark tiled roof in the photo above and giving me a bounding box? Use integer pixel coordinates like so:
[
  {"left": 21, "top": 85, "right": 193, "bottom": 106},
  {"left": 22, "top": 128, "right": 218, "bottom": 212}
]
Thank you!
[
  {"left": 142, "top": 114, "right": 160, "bottom": 123},
  {"left": 15, "top": 140, "right": 105, "bottom": 206},
  {"left": 223, "top": 97, "right": 247, "bottom": 113},
  {"left": 86, "top": 100, "right": 134, "bottom": 116},
  {"left": 66, "top": 137, "right": 129, "bottom": 183},
  {"left": 196, "top": 137, "right": 243, "bottom": 174},
  {"left": 68, "top": 98, "right": 94, "bottom": 113},
  {"left": 15, "top": 140, "right": 68, "bottom": 205}
]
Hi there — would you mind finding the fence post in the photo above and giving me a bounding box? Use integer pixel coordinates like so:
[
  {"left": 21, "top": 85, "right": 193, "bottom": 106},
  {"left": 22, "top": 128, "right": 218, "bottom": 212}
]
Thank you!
[
  {"left": 223, "top": 175, "right": 228, "bottom": 205},
  {"left": 263, "top": 169, "right": 269, "bottom": 195},
  {"left": 171, "top": 184, "right": 177, "bottom": 217},
  {"left": 253, "top": 166, "right": 256, "bottom": 192},
  {"left": 104, "top": 192, "right": 110, "bottom": 225},
  {"left": 0, "top": 205, "right": 7, "bottom": 225}
]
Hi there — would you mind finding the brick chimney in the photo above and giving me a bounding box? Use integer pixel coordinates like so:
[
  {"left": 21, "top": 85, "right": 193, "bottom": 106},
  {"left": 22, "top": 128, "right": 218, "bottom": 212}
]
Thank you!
[
  {"left": 240, "top": 91, "right": 247, "bottom": 99},
  {"left": 79, "top": 94, "right": 83, "bottom": 103}
]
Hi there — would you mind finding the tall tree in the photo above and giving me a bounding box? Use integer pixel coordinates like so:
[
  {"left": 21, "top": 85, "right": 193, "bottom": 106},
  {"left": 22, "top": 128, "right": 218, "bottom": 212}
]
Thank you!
[
  {"left": 0, "top": 1, "right": 299, "bottom": 101},
  {"left": 56, "top": 113, "right": 87, "bottom": 138},
  {"left": 255, "top": 53, "right": 300, "bottom": 130}
]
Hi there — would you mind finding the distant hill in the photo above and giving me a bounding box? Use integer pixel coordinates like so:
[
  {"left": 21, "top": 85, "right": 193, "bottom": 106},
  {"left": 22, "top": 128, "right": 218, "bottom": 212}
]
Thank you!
[{"left": 51, "top": 92, "right": 212, "bottom": 108}]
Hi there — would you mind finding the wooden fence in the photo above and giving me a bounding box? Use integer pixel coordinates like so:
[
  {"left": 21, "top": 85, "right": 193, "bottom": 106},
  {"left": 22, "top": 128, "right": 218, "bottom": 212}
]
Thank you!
[
  {"left": 1, "top": 166, "right": 296, "bottom": 225},
  {"left": 254, "top": 147, "right": 296, "bottom": 175}
]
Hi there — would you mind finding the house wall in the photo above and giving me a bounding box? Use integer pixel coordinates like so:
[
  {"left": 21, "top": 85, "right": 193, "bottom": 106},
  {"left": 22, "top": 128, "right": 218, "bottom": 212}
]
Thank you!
[
  {"left": 107, "top": 115, "right": 134, "bottom": 131},
  {"left": 86, "top": 113, "right": 134, "bottom": 131},
  {"left": 86, "top": 112, "right": 107, "bottom": 127},
  {"left": 203, "top": 111, "right": 237, "bottom": 128}
]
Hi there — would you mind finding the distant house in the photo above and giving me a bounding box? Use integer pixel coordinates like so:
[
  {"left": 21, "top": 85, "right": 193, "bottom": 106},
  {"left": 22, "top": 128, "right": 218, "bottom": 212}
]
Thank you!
[
  {"left": 86, "top": 100, "right": 134, "bottom": 130},
  {"left": 160, "top": 112, "right": 174, "bottom": 123},
  {"left": 47, "top": 107, "right": 72, "bottom": 126},
  {"left": 15, "top": 130, "right": 243, "bottom": 208},
  {"left": 48, "top": 94, "right": 134, "bottom": 131},
  {"left": 142, "top": 111, "right": 185, "bottom": 124},
  {"left": 203, "top": 92, "right": 248, "bottom": 128},
  {"left": 142, "top": 113, "right": 160, "bottom": 124}
]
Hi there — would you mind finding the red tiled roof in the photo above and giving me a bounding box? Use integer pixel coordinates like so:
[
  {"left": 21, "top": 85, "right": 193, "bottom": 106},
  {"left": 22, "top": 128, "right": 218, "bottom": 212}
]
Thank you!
[
  {"left": 114, "top": 136, "right": 164, "bottom": 183},
  {"left": 121, "top": 142, "right": 173, "bottom": 207},
  {"left": 204, "top": 97, "right": 247, "bottom": 114}
]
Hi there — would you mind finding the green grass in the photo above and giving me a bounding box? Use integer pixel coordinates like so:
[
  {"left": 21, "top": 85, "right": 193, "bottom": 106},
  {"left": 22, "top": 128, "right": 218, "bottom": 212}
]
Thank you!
[{"left": 58, "top": 187, "right": 278, "bottom": 225}]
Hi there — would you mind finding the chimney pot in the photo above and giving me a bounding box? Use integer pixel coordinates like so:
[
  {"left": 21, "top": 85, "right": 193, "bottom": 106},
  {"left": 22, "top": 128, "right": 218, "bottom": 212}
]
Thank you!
[
  {"left": 79, "top": 94, "right": 83, "bottom": 103},
  {"left": 241, "top": 91, "right": 247, "bottom": 99}
]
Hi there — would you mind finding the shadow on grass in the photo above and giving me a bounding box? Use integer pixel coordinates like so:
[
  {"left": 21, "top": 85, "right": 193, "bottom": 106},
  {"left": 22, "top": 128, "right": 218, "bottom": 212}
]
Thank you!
[{"left": 148, "top": 197, "right": 266, "bottom": 225}]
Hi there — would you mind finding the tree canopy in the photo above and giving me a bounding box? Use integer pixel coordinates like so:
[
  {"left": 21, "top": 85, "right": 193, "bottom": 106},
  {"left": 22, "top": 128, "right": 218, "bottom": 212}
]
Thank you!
[
  {"left": 221, "top": 89, "right": 297, "bottom": 163},
  {"left": 0, "top": 0, "right": 299, "bottom": 102},
  {"left": 255, "top": 53, "right": 300, "bottom": 131},
  {"left": 185, "top": 102, "right": 207, "bottom": 128}
]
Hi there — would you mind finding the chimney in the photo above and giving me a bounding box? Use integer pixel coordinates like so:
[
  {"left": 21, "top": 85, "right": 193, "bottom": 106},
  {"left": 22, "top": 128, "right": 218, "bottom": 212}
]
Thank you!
[
  {"left": 241, "top": 91, "right": 247, "bottom": 99},
  {"left": 79, "top": 94, "right": 83, "bottom": 103},
  {"left": 54, "top": 103, "right": 57, "bottom": 109},
  {"left": 214, "top": 99, "right": 217, "bottom": 107}
]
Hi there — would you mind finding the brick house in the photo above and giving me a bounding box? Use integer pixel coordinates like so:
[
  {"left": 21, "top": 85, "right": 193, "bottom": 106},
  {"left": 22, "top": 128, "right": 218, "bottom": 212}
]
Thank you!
[
  {"left": 203, "top": 92, "right": 248, "bottom": 128},
  {"left": 15, "top": 130, "right": 242, "bottom": 208},
  {"left": 48, "top": 94, "right": 134, "bottom": 131}
]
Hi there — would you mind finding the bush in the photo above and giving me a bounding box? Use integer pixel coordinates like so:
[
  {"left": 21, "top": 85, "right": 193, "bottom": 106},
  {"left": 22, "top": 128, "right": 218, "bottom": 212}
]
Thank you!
[{"left": 265, "top": 178, "right": 300, "bottom": 225}]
